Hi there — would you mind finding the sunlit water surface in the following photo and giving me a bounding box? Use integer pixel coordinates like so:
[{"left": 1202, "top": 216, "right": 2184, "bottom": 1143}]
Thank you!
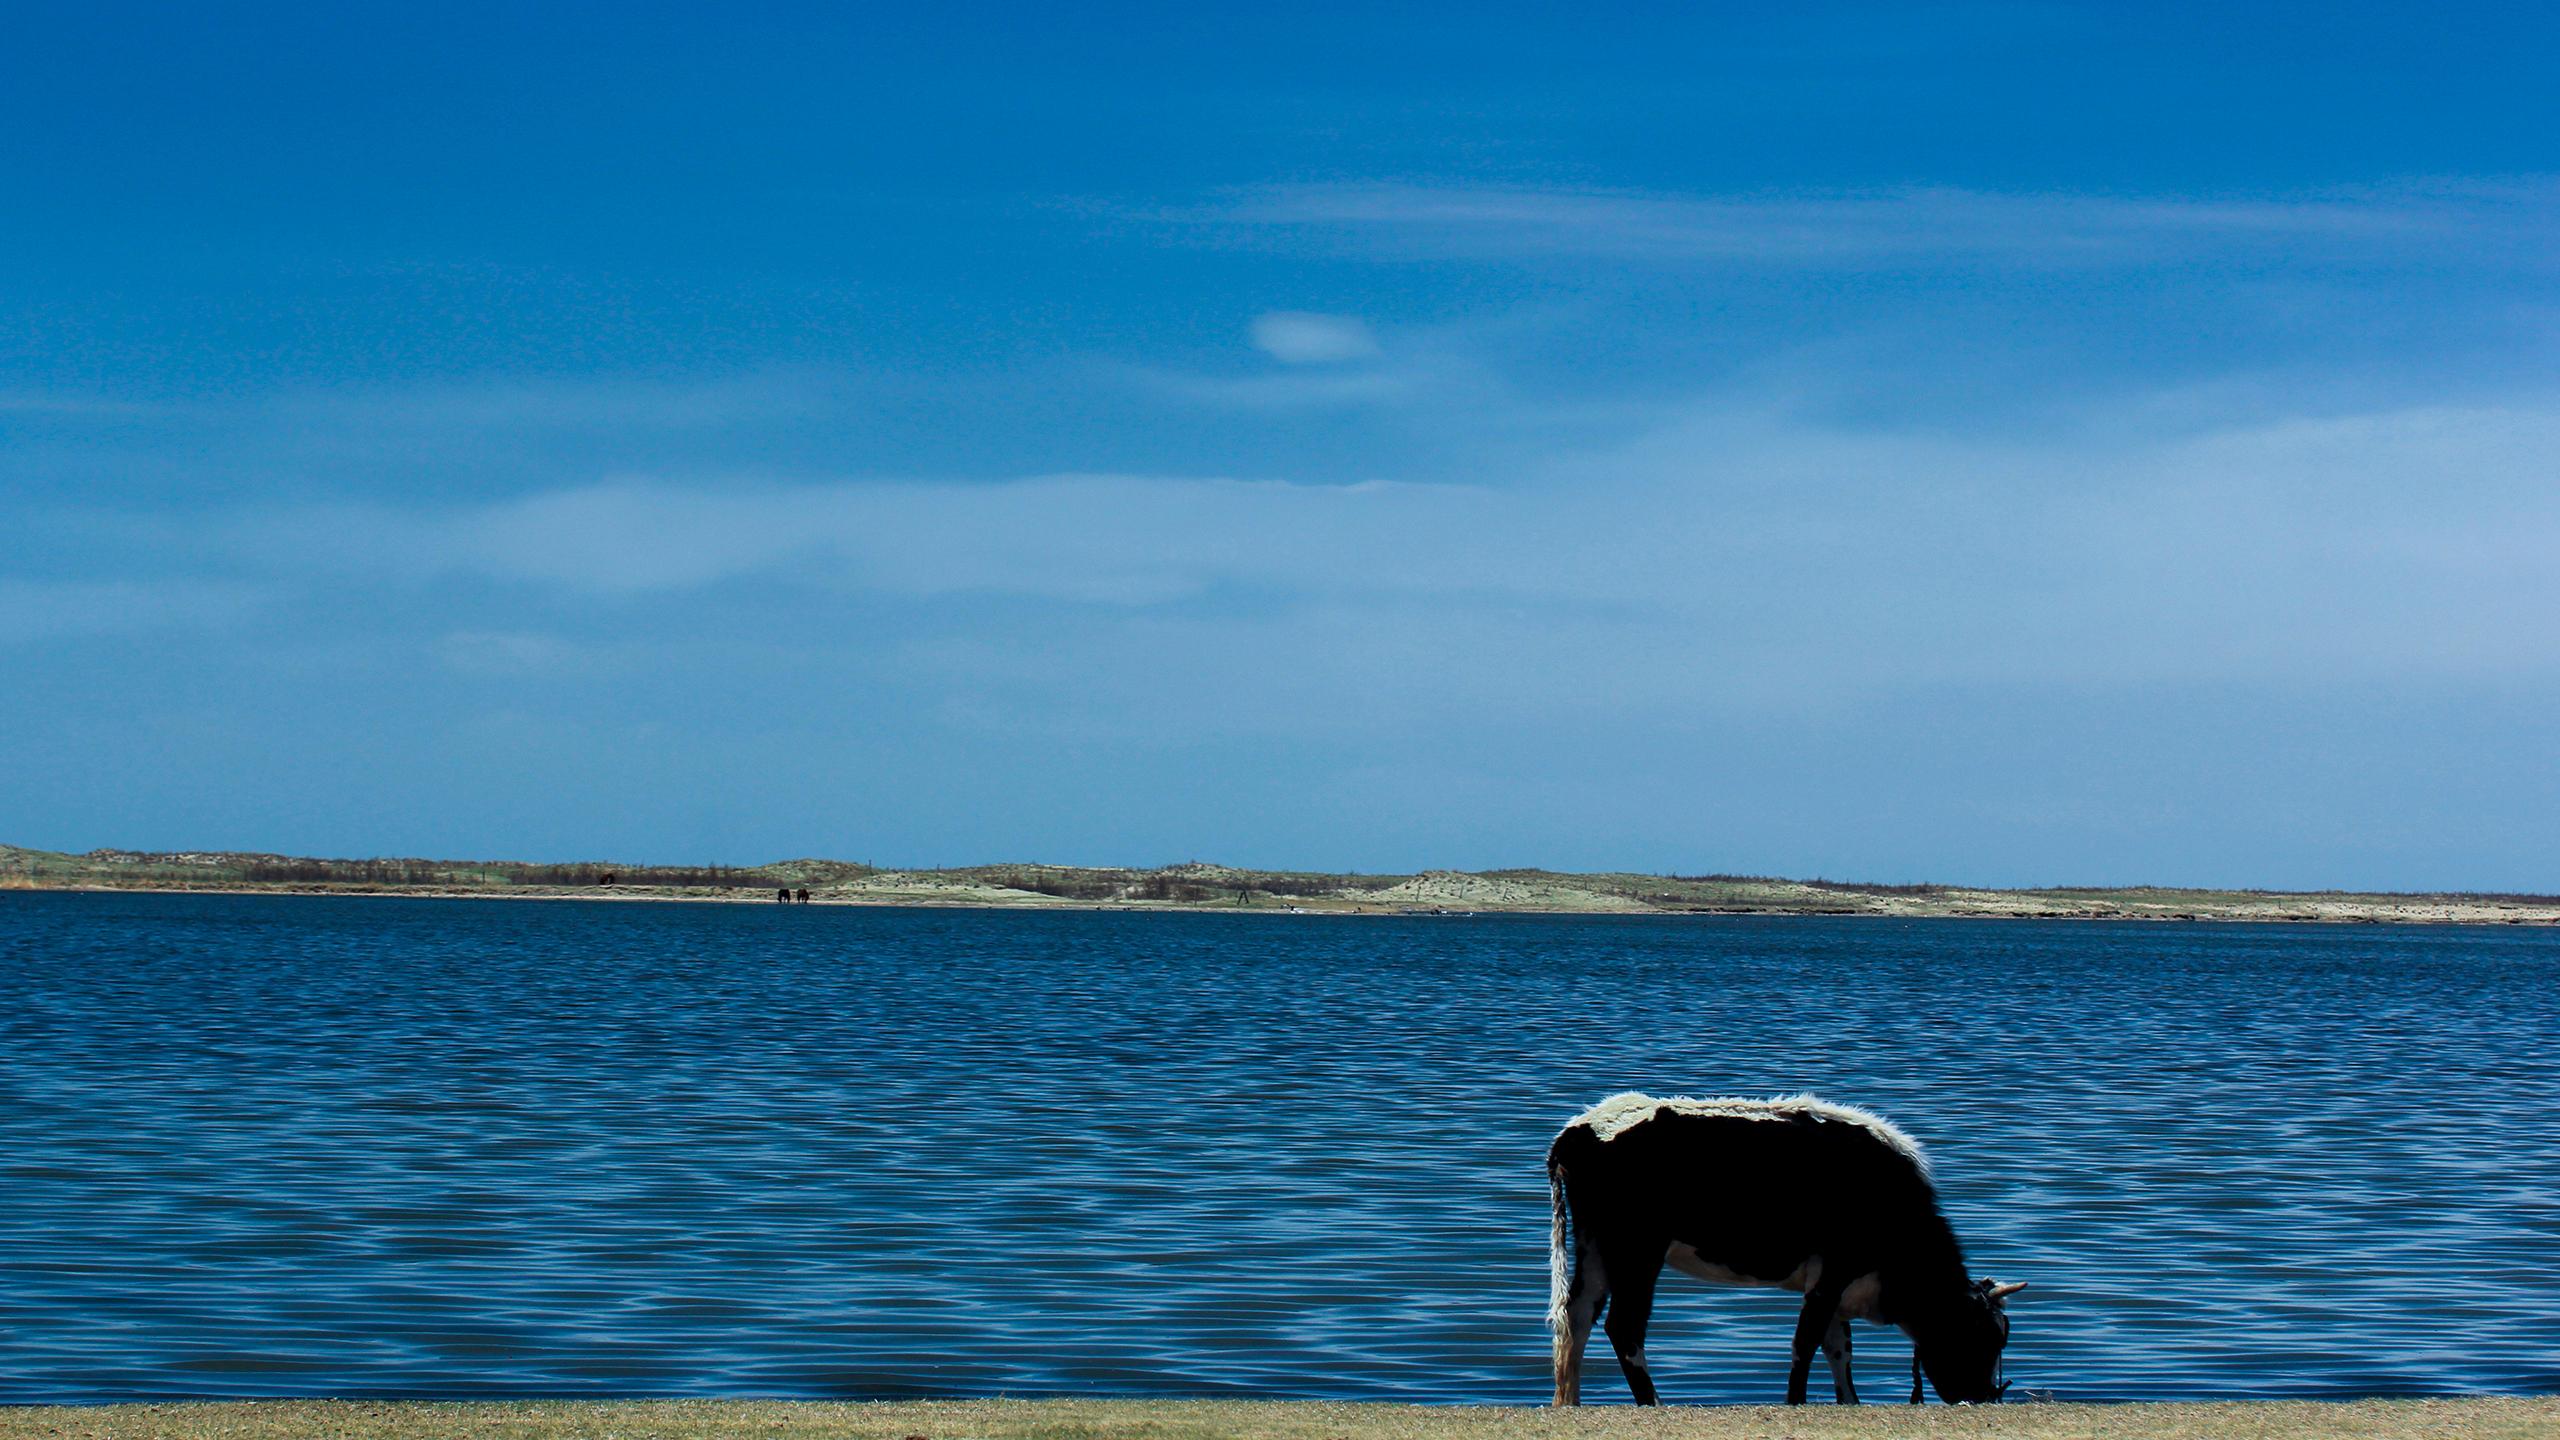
[{"left": 2, "top": 892, "right": 2555, "bottom": 1403}]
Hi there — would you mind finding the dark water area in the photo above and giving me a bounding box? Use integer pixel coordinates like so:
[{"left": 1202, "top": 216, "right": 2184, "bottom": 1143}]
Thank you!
[{"left": 2, "top": 891, "right": 2556, "bottom": 1404}]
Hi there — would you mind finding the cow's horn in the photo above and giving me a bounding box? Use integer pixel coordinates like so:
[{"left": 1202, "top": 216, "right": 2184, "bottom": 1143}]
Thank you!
[{"left": 1987, "top": 1280, "right": 2027, "bottom": 1300}]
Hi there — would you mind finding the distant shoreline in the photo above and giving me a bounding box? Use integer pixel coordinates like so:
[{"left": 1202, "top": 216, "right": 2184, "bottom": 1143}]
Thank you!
[
  {"left": 12, "top": 879, "right": 2560, "bottom": 925},
  {"left": 7, "top": 843, "right": 2555, "bottom": 925}
]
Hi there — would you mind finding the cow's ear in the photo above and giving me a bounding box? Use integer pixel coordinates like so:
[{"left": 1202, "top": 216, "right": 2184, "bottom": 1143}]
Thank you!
[{"left": 1985, "top": 1280, "right": 2027, "bottom": 1300}]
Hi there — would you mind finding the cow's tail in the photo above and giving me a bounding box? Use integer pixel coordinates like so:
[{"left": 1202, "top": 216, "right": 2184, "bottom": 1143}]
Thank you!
[
  {"left": 1546, "top": 1123, "right": 1608, "bottom": 1404},
  {"left": 1546, "top": 1123, "right": 1601, "bottom": 1352},
  {"left": 1546, "top": 1148, "right": 1573, "bottom": 1345}
]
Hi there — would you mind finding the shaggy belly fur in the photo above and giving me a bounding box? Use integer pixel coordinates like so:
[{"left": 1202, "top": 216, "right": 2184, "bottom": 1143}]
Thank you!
[{"left": 1663, "top": 1243, "right": 1885, "bottom": 1321}]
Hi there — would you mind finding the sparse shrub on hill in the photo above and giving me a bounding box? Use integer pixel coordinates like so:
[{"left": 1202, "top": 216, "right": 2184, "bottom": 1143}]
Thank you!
[
  {"left": 1132, "top": 873, "right": 1221, "bottom": 902},
  {"left": 1800, "top": 878, "right": 1949, "bottom": 896},
  {"left": 990, "top": 869, "right": 1134, "bottom": 900}
]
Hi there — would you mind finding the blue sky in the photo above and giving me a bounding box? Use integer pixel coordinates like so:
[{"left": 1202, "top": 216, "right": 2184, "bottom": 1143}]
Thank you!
[{"left": 5, "top": 3, "right": 2556, "bottom": 887}]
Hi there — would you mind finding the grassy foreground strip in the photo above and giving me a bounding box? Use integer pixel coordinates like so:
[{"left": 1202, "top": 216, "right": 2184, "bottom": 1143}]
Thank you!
[{"left": 4, "top": 1400, "right": 2554, "bottom": 1440}]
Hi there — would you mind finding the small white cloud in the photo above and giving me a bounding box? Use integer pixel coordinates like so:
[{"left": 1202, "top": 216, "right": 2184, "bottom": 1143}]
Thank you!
[{"left": 1249, "top": 311, "right": 1381, "bottom": 365}]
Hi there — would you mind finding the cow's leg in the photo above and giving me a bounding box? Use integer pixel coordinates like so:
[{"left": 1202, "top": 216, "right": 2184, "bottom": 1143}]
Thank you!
[
  {"left": 1599, "top": 1237, "right": 1667, "bottom": 1405},
  {"left": 1822, "top": 1315, "right": 1857, "bottom": 1404},
  {"left": 1552, "top": 1237, "right": 1609, "bottom": 1406},
  {"left": 1785, "top": 1281, "right": 1846, "bottom": 1405}
]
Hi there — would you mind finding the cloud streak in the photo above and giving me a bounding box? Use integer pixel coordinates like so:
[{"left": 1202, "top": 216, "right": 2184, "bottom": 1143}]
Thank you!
[
  {"left": 1187, "top": 179, "right": 2560, "bottom": 268},
  {"left": 47, "top": 397, "right": 2548, "bottom": 696}
]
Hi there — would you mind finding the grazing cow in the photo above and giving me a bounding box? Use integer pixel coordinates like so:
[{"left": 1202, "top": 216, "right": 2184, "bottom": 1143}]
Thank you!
[
  {"left": 1548, "top": 1092, "right": 2022, "bottom": 1407},
  {"left": 795, "top": 888, "right": 811, "bottom": 904}
]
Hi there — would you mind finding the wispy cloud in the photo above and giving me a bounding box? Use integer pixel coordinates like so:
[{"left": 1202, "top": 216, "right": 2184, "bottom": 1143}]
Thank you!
[
  {"left": 56, "top": 396, "right": 2542, "bottom": 694},
  {"left": 0, "top": 578, "right": 264, "bottom": 643},
  {"left": 433, "top": 629, "right": 595, "bottom": 678},
  {"left": 374, "top": 473, "right": 1503, "bottom": 606},
  {"left": 0, "top": 366, "right": 962, "bottom": 512},
  {"left": 1129, "top": 358, "right": 1456, "bottom": 411},
  {"left": 266, "top": 368, "right": 871, "bottom": 434},
  {"left": 1249, "top": 311, "right": 1381, "bottom": 365},
  {"left": 1184, "top": 179, "right": 2560, "bottom": 267}
]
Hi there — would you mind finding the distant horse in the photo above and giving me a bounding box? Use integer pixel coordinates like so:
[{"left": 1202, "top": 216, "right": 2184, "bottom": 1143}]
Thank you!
[
  {"left": 775, "top": 887, "right": 791, "bottom": 903},
  {"left": 1548, "top": 1092, "right": 2022, "bottom": 1406},
  {"left": 795, "top": 889, "right": 811, "bottom": 904}
]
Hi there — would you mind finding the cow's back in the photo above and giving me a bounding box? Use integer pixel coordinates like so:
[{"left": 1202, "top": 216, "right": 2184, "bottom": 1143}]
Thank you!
[{"left": 1553, "top": 1096, "right": 1942, "bottom": 1280}]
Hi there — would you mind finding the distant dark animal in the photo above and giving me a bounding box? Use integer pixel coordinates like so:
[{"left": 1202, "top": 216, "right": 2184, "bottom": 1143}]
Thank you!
[
  {"left": 776, "top": 887, "right": 791, "bottom": 903},
  {"left": 598, "top": 872, "right": 617, "bottom": 886},
  {"left": 795, "top": 889, "right": 811, "bottom": 904},
  {"left": 1547, "top": 1092, "right": 2022, "bottom": 1407}
]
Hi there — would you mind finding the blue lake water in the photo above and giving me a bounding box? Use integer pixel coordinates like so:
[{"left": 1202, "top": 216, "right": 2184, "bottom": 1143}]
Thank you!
[{"left": 2, "top": 890, "right": 2556, "bottom": 1404}]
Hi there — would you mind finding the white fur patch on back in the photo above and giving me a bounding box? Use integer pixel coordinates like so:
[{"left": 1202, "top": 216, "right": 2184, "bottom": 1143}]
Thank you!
[{"left": 1565, "top": 1091, "right": 1930, "bottom": 1175}]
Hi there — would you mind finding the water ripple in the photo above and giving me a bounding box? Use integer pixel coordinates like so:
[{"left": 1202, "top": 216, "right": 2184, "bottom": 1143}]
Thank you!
[{"left": 1, "top": 893, "right": 2556, "bottom": 1402}]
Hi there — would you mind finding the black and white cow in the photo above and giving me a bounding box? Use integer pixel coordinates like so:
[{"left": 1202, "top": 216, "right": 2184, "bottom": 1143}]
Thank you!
[{"left": 1547, "top": 1092, "right": 2022, "bottom": 1406}]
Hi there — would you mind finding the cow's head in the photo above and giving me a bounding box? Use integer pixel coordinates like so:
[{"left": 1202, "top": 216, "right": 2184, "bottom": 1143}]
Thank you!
[{"left": 1915, "top": 1278, "right": 2024, "bottom": 1403}]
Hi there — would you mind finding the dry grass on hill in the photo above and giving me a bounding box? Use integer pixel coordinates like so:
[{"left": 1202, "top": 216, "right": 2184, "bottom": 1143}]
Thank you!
[{"left": 7, "top": 842, "right": 2558, "bottom": 924}]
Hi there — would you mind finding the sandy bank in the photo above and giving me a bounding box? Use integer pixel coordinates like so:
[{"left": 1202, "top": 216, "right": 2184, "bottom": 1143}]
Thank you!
[{"left": 16, "top": 878, "right": 2560, "bottom": 925}]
